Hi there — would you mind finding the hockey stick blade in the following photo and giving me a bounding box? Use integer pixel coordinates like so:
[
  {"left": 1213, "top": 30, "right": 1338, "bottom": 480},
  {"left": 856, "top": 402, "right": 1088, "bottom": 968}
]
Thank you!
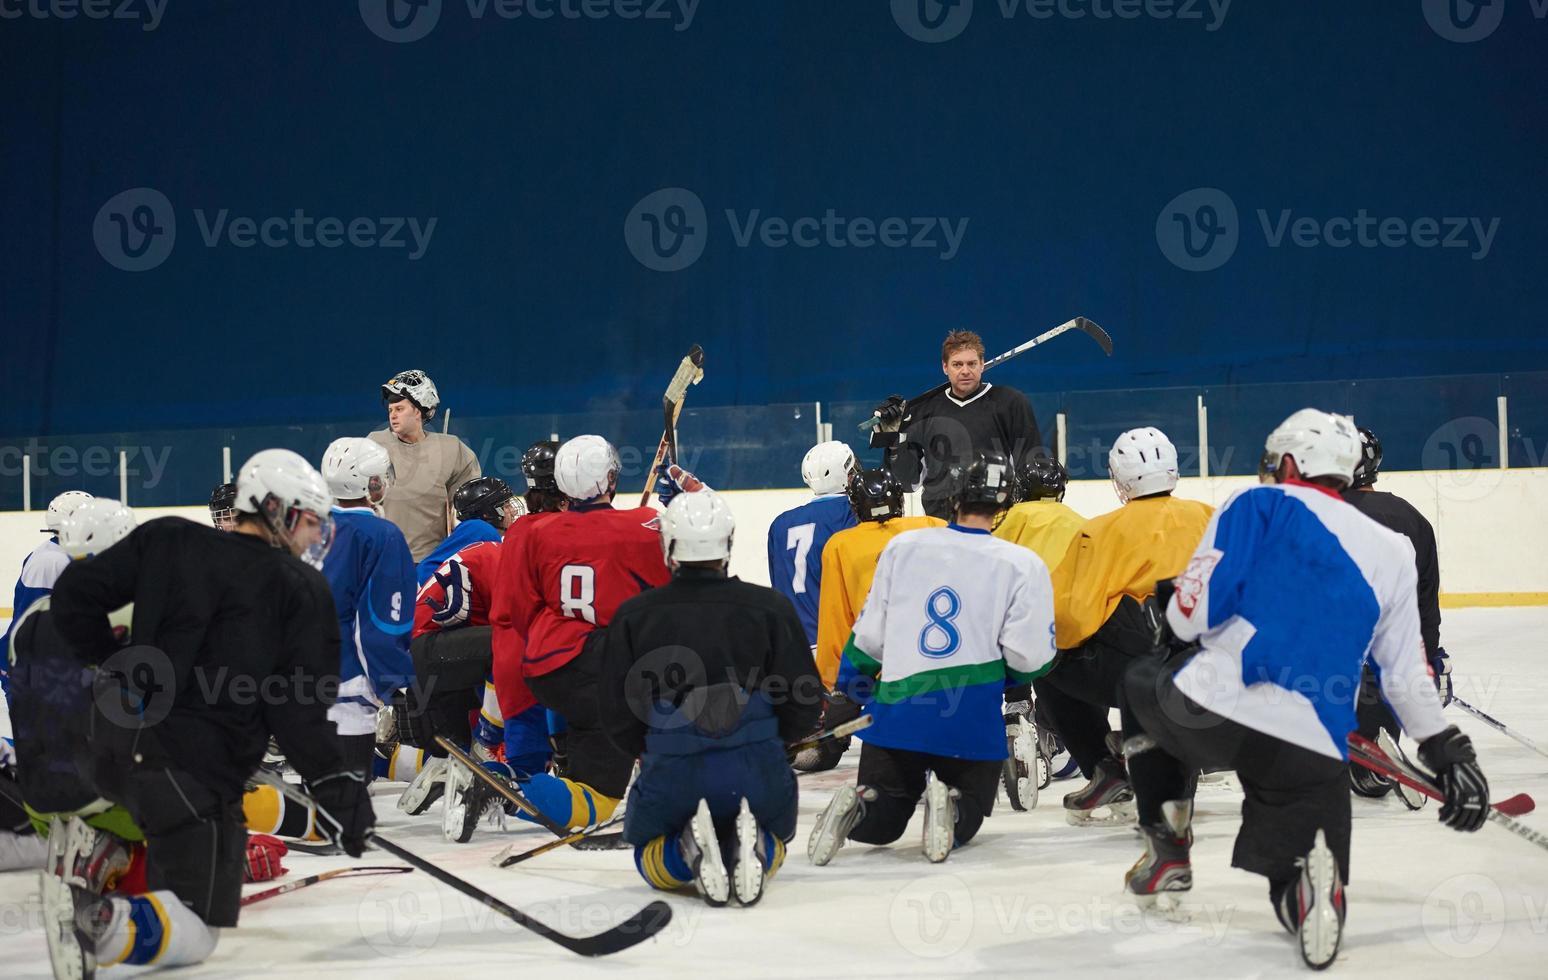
[
  {"left": 1347, "top": 734, "right": 1534, "bottom": 815},
  {"left": 496, "top": 815, "right": 626, "bottom": 868},
  {"left": 858, "top": 317, "right": 1110, "bottom": 431},
  {"left": 252, "top": 771, "right": 672, "bottom": 956},
  {"left": 786, "top": 714, "right": 873, "bottom": 759},
  {"left": 242, "top": 866, "right": 412, "bottom": 907},
  {"left": 1452, "top": 696, "right": 1548, "bottom": 761},
  {"left": 640, "top": 345, "right": 706, "bottom": 505},
  {"left": 435, "top": 737, "right": 574, "bottom": 840}
]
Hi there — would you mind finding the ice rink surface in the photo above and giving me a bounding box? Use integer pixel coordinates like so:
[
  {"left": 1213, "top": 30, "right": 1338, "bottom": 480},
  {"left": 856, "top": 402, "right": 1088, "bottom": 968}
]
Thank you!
[{"left": 2, "top": 607, "right": 1545, "bottom": 978}]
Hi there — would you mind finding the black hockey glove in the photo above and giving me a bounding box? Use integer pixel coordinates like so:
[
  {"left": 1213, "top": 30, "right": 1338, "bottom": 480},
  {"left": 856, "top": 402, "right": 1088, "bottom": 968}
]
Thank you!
[
  {"left": 1416, "top": 726, "right": 1488, "bottom": 832},
  {"left": 868, "top": 395, "right": 907, "bottom": 450},
  {"left": 310, "top": 770, "right": 376, "bottom": 857}
]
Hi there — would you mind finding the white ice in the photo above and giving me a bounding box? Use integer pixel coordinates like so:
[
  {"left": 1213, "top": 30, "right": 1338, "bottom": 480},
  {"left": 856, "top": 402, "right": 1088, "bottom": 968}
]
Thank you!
[{"left": 2, "top": 607, "right": 1545, "bottom": 978}]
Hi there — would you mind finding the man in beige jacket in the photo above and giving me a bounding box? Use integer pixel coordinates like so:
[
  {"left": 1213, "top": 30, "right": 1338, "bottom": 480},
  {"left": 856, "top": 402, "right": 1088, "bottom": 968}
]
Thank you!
[{"left": 368, "top": 369, "right": 481, "bottom": 561}]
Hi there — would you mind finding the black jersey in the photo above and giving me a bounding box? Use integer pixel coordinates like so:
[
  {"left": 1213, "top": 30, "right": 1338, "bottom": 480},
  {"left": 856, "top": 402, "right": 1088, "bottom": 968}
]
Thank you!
[
  {"left": 1343, "top": 488, "right": 1442, "bottom": 655},
  {"left": 598, "top": 567, "right": 821, "bottom": 759},
  {"left": 49, "top": 517, "right": 345, "bottom": 799},
  {"left": 888, "top": 383, "right": 1042, "bottom": 513}
]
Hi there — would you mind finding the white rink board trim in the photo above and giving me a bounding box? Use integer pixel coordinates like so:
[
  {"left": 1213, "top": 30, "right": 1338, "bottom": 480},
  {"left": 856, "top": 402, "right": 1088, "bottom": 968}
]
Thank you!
[{"left": 1, "top": 467, "right": 1545, "bottom": 599}]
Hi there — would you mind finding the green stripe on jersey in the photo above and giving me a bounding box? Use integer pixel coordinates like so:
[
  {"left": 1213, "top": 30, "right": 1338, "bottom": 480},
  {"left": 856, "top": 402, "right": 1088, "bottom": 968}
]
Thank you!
[{"left": 874, "top": 660, "right": 1011, "bottom": 704}]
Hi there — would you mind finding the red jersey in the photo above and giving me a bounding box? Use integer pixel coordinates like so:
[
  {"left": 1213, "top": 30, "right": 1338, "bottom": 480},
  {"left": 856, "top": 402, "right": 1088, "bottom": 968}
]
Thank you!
[
  {"left": 414, "top": 539, "right": 503, "bottom": 637},
  {"left": 504, "top": 502, "right": 670, "bottom": 679},
  {"left": 490, "top": 512, "right": 559, "bottom": 719}
]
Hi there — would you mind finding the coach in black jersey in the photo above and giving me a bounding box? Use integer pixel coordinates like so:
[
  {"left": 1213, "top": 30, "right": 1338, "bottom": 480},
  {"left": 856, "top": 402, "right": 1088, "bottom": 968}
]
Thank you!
[{"left": 870, "top": 330, "right": 1043, "bottom": 521}]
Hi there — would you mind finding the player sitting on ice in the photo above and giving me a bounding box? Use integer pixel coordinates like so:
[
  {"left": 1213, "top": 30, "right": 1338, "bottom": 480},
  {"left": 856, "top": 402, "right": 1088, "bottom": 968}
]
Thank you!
[
  {"left": 599, "top": 490, "right": 820, "bottom": 906},
  {"left": 802, "top": 466, "right": 944, "bottom": 773},
  {"left": 767, "top": 440, "right": 858, "bottom": 651},
  {"left": 1117, "top": 409, "right": 1488, "bottom": 970},
  {"left": 1342, "top": 426, "right": 1450, "bottom": 805},
  {"left": 809, "top": 452, "right": 1056, "bottom": 866},
  {"left": 319, "top": 438, "right": 416, "bottom": 776},
  {"left": 1038, "top": 427, "right": 1212, "bottom": 825},
  {"left": 2, "top": 490, "right": 93, "bottom": 695},
  {"left": 494, "top": 435, "right": 672, "bottom": 830},
  {"left": 42, "top": 450, "right": 373, "bottom": 977}
]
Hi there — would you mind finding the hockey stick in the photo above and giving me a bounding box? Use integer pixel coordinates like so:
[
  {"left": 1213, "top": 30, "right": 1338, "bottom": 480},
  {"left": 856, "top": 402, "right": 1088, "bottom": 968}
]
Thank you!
[
  {"left": 494, "top": 814, "right": 626, "bottom": 868},
  {"left": 434, "top": 737, "right": 575, "bottom": 840},
  {"left": 857, "top": 317, "right": 1112, "bottom": 432},
  {"left": 785, "top": 714, "right": 873, "bottom": 760},
  {"left": 241, "top": 866, "right": 412, "bottom": 907},
  {"left": 639, "top": 345, "right": 706, "bottom": 506},
  {"left": 281, "top": 839, "right": 342, "bottom": 856},
  {"left": 1347, "top": 735, "right": 1548, "bottom": 857},
  {"left": 252, "top": 771, "right": 672, "bottom": 956},
  {"left": 1451, "top": 696, "right": 1548, "bottom": 761}
]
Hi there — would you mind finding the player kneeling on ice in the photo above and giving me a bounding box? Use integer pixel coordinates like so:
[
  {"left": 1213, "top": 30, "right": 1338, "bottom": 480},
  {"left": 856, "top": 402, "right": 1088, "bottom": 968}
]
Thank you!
[
  {"left": 809, "top": 453, "right": 1056, "bottom": 866},
  {"left": 598, "top": 490, "right": 820, "bottom": 906},
  {"left": 40, "top": 450, "right": 374, "bottom": 978},
  {"left": 1116, "top": 409, "right": 1489, "bottom": 970}
]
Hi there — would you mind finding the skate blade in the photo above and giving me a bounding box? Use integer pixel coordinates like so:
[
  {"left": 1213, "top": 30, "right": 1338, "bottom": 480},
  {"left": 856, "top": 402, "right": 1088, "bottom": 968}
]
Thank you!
[
  {"left": 1301, "top": 845, "right": 1341, "bottom": 969},
  {"left": 1065, "top": 799, "right": 1137, "bottom": 827}
]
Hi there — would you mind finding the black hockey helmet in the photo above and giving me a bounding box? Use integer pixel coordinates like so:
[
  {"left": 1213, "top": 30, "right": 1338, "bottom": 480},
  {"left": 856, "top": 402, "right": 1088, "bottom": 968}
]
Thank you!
[
  {"left": 949, "top": 451, "right": 1015, "bottom": 513},
  {"left": 1015, "top": 454, "right": 1068, "bottom": 503},
  {"left": 209, "top": 482, "right": 237, "bottom": 529},
  {"left": 847, "top": 467, "right": 905, "bottom": 523},
  {"left": 521, "top": 440, "right": 561, "bottom": 492},
  {"left": 1351, "top": 426, "right": 1382, "bottom": 489},
  {"left": 454, "top": 476, "right": 516, "bottom": 525}
]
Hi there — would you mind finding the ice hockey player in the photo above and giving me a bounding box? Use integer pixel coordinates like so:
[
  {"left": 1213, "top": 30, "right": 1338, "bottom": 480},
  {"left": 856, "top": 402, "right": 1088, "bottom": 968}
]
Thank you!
[
  {"left": 599, "top": 490, "right": 820, "bottom": 905},
  {"left": 414, "top": 476, "right": 522, "bottom": 587},
  {"left": 208, "top": 482, "right": 237, "bottom": 530},
  {"left": 4, "top": 499, "right": 138, "bottom": 879},
  {"left": 767, "top": 441, "right": 858, "bottom": 647},
  {"left": 809, "top": 452, "right": 1057, "bottom": 866},
  {"left": 41, "top": 449, "right": 375, "bottom": 976},
  {"left": 1039, "top": 427, "right": 1211, "bottom": 825},
  {"left": 802, "top": 467, "right": 943, "bottom": 772},
  {"left": 1, "top": 490, "right": 93, "bottom": 692},
  {"left": 1341, "top": 426, "right": 1449, "bottom": 801},
  {"left": 319, "top": 438, "right": 416, "bottom": 775},
  {"left": 404, "top": 477, "right": 551, "bottom": 841},
  {"left": 1118, "top": 409, "right": 1488, "bottom": 970},
  {"left": 495, "top": 435, "right": 672, "bottom": 829},
  {"left": 868, "top": 330, "right": 1042, "bottom": 520},
  {"left": 369, "top": 369, "right": 482, "bottom": 562},
  {"left": 993, "top": 455, "right": 1084, "bottom": 569}
]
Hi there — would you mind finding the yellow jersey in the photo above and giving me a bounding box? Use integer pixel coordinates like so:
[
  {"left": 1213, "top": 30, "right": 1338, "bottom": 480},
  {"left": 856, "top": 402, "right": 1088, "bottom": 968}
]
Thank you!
[
  {"left": 993, "top": 500, "right": 1086, "bottom": 572},
  {"left": 1051, "top": 495, "right": 1213, "bottom": 649},
  {"left": 814, "top": 515, "right": 946, "bottom": 686}
]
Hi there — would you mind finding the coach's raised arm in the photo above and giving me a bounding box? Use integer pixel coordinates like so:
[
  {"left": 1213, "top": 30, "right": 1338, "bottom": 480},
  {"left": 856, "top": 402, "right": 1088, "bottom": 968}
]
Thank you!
[{"left": 869, "top": 330, "right": 1043, "bottom": 521}]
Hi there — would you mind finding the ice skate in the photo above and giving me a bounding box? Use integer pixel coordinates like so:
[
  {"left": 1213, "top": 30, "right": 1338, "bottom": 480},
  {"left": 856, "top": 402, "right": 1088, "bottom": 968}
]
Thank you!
[
  {"left": 680, "top": 799, "right": 729, "bottom": 907},
  {"left": 1125, "top": 799, "right": 1193, "bottom": 908},
  {"left": 1063, "top": 757, "right": 1136, "bottom": 825},
  {"left": 398, "top": 755, "right": 449, "bottom": 815},
  {"left": 808, "top": 785, "right": 869, "bottom": 867},
  {"left": 1277, "top": 829, "right": 1345, "bottom": 970}
]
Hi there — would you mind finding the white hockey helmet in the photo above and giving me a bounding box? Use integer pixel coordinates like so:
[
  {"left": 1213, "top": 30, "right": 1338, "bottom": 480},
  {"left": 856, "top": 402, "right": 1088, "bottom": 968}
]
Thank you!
[
  {"left": 381, "top": 369, "right": 440, "bottom": 421},
  {"left": 43, "top": 490, "right": 94, "bottom": 534},
  {"left": 801, "top": 440, "right": 857, "bottom": 495},
  {"left": 57, "top": 498, "right": 137, "bottom": 559},
  {"left": 1261, "top": 409, "right": 1361, "bottom": 487},
  {"left": 659, "top": 488, "right": 735, "bottom": 564},
  {"left": 234, "top": 448, "right": 335, "bottom": 558},
  {"left": 1109, "top": 427, "right": 1180, "bottom": 505},
  {"left": 321, "top": 437, "right": 395, "bottom": 503},
  {"left": 554, "top": 435, "right": 621, "bottom": 502}
]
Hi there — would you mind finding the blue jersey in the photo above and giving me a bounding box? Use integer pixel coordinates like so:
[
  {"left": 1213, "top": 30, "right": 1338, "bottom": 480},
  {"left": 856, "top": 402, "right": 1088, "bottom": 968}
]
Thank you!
[
  {"left": 415, "top": 518, "right": 502, "bottom": 587},
  {"left": 766, "top": 494, "right": 856, "bottom": 645},
  {"left": 2, "top": 538, "right": 71, "bottom": 696},
  {"left": 321, "top": 507, "right": 416, "bottom": 711}
]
